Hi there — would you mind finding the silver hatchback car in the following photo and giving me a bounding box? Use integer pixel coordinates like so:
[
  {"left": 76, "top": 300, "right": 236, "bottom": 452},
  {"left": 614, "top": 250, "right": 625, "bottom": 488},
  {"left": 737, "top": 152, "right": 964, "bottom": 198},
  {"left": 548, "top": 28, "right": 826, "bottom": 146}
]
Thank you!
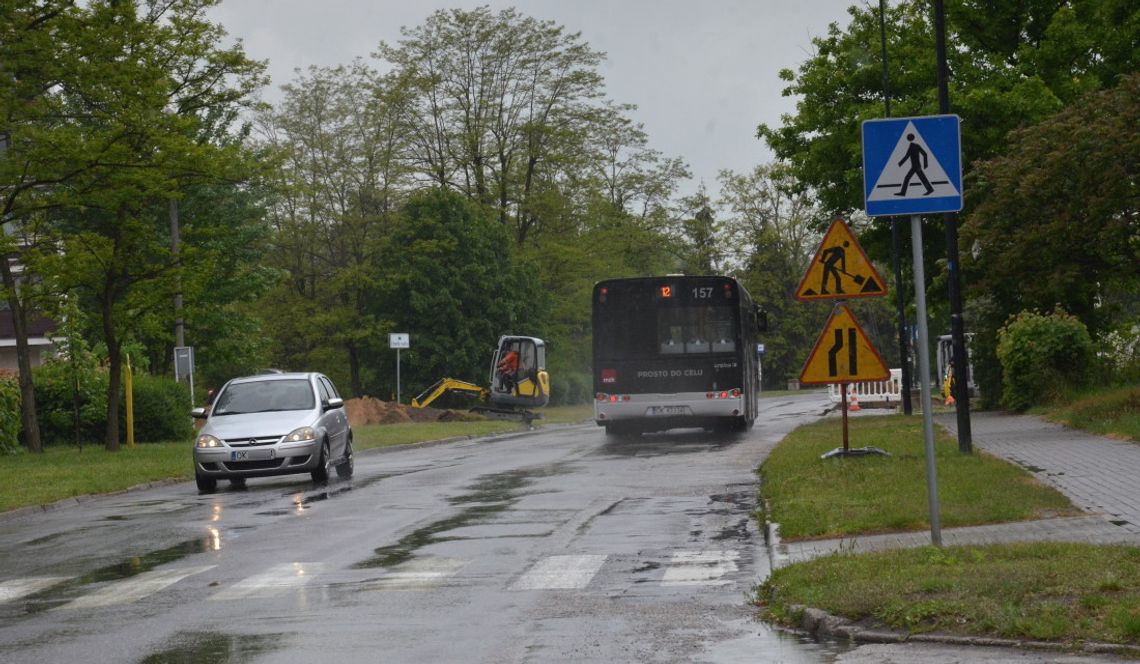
[{"left": 192, "top": 372, "right": 353, "bottom": 493}]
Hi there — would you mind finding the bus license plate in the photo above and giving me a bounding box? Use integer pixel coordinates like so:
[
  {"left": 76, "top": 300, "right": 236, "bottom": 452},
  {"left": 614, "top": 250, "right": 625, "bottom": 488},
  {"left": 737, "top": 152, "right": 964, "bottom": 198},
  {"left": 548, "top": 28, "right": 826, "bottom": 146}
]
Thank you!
[
  {"left": 648, "top": 406, "right": 687, "bottom": 416},
  {"left": 231, "top": 449, "right": 275, "bottom": 462}
]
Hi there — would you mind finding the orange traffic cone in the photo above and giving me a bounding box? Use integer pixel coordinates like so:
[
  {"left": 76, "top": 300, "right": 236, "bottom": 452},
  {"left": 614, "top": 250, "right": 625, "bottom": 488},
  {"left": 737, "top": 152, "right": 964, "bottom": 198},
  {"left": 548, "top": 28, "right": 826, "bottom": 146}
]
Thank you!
[
  {"left": 945, "top": 394, "right": 956, "bottom": 406},
  {"left": 849, "top": 393, "right": 861, "bottom": 412}
]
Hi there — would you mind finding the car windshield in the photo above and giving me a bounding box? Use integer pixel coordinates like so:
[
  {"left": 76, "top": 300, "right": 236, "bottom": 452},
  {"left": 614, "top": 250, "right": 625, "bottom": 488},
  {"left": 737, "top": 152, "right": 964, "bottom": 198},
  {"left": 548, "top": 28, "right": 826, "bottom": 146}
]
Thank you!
[{"left": 212, "top": 379, "right": 315, "bottom": 415}]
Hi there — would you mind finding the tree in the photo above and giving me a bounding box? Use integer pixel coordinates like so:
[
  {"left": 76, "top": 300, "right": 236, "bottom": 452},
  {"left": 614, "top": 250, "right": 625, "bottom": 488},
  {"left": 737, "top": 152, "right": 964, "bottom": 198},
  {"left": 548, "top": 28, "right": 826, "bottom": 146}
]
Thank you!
[
  {"left": 255, "top": 62, "right": 409, "bottom": 395},
  {"left": 962, "top": 74, "right": 1140, "bottom": 402},
  {"left": 0, "top": 1, "right": 84, "bottom": 452},
  {"left": 10, "top": 0, "right": 266, "bottom": 450},
  {"left": 718, "top": 164, "right": 829, "bottom": 388},
  {"left": 675, "top": 187, "right": 724, "bottom": 275},
  {"left": 378, "top": 6, "right": 611, "bottom": 244},
  {"left": 373, "top": 188, "right": 546, "bottom": 396}
]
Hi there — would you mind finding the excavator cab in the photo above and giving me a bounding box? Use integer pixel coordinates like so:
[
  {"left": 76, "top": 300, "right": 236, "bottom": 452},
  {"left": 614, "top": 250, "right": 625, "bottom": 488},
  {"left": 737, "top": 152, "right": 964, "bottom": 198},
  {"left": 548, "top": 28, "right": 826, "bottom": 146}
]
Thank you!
[{"left": 488, "top": 336, "right": 550, "bottom": 410}]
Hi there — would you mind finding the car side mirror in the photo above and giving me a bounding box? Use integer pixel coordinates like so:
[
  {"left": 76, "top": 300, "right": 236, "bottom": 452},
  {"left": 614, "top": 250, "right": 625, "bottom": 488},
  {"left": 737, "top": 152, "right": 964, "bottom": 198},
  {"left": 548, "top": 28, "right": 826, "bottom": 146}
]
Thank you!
[
  {"left": 191, "top": 407, "right": 208, "bottom": 419},
  {"left": 324, "top": 397, "right": 344, "bottom": 411}
]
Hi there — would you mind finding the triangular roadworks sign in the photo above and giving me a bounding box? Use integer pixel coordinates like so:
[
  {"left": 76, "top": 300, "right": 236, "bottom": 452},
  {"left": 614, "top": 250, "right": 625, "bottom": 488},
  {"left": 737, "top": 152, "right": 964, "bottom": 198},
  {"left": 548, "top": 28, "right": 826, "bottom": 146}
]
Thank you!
[
  {"left": 800, "top": 303, "right": 890, "bottom": 385},
  {"left": 796, "top": 218, "right": 888, "bottom": 301}
]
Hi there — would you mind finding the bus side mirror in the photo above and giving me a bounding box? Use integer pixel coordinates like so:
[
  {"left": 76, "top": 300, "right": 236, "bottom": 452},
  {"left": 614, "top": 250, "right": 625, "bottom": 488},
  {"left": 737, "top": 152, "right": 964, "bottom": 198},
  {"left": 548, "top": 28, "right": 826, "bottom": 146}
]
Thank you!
[{"left": 755, "top": 306, "right": 769, "bottom": 333}]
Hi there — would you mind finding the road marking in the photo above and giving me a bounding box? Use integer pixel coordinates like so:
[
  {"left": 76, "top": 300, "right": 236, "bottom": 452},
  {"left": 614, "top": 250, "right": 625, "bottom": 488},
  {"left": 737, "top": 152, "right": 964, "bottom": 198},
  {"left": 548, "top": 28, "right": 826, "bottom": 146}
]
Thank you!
[
  {"left": 661, "top": 550, "right": 739, "bottom": 586},
  {"left": 59, "top": 565, "right": 216, "bottom": 610},
  {"left": 210, "top": 562, "right": 322, "bottom": 601},
  {"left": 0, "top": 577, "right": 68, "bottom": 603},
  {"left": 512, "top": 554, "right": 607, "bottom": 590},
  {"left": 366, "top": 557, "right": 466, "bottom": 591}
]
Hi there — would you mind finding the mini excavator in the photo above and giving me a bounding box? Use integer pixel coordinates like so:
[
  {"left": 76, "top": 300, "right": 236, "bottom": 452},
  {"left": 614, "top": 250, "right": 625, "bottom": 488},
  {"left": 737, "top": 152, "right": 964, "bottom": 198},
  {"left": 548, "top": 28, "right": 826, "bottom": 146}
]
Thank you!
[{"left": 411, "top": 335, "right": 550, "bottom": 424}]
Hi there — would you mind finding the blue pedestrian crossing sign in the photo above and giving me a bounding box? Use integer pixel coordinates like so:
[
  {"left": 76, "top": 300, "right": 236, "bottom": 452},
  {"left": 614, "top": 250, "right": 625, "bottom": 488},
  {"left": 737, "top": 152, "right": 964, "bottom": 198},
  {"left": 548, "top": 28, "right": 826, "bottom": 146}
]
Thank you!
[{"left": 862, "top": 115, "right": 962, "bottom": 216}]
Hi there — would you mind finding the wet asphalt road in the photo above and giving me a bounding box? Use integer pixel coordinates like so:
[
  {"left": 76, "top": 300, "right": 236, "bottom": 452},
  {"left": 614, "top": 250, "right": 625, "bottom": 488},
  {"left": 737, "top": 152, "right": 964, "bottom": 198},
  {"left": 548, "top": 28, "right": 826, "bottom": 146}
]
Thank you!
[{"left": 2, "top": 392, "right": 1123, "bottom": 663}]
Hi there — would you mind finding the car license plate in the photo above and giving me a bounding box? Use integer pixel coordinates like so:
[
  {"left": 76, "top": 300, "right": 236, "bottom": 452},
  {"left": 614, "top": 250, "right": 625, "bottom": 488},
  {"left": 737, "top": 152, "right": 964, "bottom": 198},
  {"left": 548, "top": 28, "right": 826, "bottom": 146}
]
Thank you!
[
  {"left": 230, "top": 448, "right": 275, "bottom": 461},
  {"left": 648, "top": 406, "right": 688, "bottom": 416}
]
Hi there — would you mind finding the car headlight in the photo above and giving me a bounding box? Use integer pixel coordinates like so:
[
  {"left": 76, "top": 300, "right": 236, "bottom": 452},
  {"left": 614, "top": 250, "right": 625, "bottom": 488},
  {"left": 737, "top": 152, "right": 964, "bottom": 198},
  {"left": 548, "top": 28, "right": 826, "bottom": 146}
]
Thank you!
[
  {"left": 284, "top": 427, "right": 316, "bottom": 443},
  {"left": 196, "top": 434, "right": 222, "bottom": 448}
]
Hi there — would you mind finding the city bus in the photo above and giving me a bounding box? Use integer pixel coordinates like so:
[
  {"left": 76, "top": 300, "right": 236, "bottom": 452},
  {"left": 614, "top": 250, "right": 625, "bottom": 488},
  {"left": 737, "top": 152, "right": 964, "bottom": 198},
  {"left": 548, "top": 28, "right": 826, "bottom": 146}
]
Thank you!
[{"left": 592, "top": 275, "right": 765, "bottom": 435}]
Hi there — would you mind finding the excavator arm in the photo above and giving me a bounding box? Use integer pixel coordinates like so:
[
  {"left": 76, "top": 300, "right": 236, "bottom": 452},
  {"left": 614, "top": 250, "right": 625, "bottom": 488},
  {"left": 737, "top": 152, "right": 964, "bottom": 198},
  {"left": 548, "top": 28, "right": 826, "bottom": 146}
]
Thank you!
[{"left": 411, "top": 377, "right": 489, "bottom": 409}]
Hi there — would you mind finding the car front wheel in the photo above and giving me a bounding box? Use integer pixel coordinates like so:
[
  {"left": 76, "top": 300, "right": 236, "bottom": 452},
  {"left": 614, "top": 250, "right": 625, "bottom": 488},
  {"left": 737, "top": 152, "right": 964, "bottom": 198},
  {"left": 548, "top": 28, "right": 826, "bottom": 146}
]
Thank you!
[
  {"left": 196, "top": 473, "right": 217, "bottom": 494},
  {"left": 311, "top": 442, "right": 330, "bottom": 484},
  {"left": 335, "top": 438, "right": 354, "bottom": 479}
]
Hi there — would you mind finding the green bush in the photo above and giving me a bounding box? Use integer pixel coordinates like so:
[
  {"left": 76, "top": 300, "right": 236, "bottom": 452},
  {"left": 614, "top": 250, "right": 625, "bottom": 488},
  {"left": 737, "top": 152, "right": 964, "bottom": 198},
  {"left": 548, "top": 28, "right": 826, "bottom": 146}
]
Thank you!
[
  {"left": 33, "top": 358, "right": 194, "bottom": 446},
  {"left": 128, "top": 373, "right": 194, "bottom": 442},
  {"left": 33, "top": 356, "right": 107, "bottom": 447},
  {"left": 997, "top": 308, "right": 1095, "bottom": 411},
  {"left": 550, "top": 371, "right": 591, "bottom": 406},
  {"left": 0, "top": 374, "right": 20, "bottom": 453}
]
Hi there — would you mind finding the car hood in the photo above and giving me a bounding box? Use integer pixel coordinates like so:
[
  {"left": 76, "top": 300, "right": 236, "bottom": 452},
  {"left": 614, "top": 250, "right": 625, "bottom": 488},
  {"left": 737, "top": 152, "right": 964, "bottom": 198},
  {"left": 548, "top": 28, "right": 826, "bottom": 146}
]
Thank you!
[{"left": 202, "top": 410, "right": 318, "bottom": 440}]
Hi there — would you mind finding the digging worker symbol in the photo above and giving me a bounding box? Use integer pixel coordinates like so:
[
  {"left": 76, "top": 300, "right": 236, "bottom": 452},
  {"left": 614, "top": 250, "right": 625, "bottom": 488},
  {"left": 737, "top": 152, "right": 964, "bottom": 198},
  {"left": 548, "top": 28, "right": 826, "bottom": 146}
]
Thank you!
[
  {"left": 820, "top": 240, "right": 848, "bottom": 295},
  {"left": 896, "top": 132, "right": 934, "bottom": 197}
]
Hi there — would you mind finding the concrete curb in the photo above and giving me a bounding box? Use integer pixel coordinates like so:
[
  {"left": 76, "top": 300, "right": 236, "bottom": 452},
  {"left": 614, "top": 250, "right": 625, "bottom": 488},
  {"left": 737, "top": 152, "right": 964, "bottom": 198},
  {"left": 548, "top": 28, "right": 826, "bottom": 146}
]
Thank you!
[
  {"left": 0, "top": 477, "right": 185, "bottom": 524},
  {"left": 786, "top": 603, "right": 1140, "bottom": 658}
]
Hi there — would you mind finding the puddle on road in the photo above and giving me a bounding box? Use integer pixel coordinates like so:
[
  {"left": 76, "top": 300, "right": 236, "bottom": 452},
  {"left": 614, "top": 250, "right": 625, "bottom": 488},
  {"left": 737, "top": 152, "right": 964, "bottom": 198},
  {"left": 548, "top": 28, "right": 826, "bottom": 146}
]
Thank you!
[
  {"left": 354, "top": 464, "right": 570, "bottom": 569},
  {"left": 139, "top": 631, "right": 281, "bottom": 664},
  {"left": 16, "top": 535, "right": 219, "bottom": 614}
]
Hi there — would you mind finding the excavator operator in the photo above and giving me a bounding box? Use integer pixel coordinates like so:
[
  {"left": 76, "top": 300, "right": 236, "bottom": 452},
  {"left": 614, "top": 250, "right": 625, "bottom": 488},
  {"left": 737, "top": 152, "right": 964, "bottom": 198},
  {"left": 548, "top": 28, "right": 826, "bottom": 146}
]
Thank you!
[{"left": 496, "top": 348, "right": 520, "bottom": 392}]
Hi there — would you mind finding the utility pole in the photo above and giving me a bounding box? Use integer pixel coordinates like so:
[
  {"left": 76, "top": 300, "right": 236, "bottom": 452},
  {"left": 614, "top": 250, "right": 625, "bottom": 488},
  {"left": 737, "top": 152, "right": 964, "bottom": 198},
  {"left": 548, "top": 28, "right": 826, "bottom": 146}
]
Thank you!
[
  {"left": 879, "top": 0, "right": 913, "bottom": 416},
  {"left": 170, "top": 198, "right": 183, "bottom": 348},
  {"left": 934, "top": 0, "right": 972, "bottom": 452}
]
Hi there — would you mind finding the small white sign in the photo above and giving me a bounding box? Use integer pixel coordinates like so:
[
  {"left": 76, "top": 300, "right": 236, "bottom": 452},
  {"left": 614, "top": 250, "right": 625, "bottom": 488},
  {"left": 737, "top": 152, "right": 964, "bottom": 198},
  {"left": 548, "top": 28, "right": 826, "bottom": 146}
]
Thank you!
[{"left": 389, "top": 333, "right": 410, "bottom": 349}]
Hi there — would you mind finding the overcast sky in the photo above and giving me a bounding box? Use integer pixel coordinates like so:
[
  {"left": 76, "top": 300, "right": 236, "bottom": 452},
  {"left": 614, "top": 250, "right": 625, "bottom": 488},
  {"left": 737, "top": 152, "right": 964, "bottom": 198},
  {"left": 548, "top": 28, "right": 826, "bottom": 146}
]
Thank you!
[{"left": 207, "top": 0, "right": 858, "bottom": 197}]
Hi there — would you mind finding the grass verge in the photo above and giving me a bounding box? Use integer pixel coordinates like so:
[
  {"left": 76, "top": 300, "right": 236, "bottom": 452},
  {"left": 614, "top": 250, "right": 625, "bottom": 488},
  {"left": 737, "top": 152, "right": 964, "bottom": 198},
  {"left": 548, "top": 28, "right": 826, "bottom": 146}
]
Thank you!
[
  {"left": 759, "top": 414, "right": 1078, "bottom": 540},
  {"left": 0, "top": 443, "right": 191, "bottom": 513},
  {"left": 759, "top": 413, "right": 1139, "bottom": 650},
  {"left": 759, "top": 542, "right": 1140, "bottom": 647},
  {"left": 1033, "top": 385, "right": 1140, "bottom": 443},
  {"left": 0, "top": 404, "right": 593, "bottom": 513}
]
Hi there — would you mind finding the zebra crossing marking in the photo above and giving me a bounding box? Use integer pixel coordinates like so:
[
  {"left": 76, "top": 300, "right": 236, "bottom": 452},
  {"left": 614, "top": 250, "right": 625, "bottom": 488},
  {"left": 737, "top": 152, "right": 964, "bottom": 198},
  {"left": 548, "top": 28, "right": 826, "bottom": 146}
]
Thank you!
[
  {"left": 59, "top": 565, "right": 216, "bottom": 610},
  {"left": 210, "top": 562, "right": 322, "bottom": 601},
  {"left": 660, "top": 550, "right": 739, "bottom": 586},
  {"left": 365, "top": 557, "right": 466, "bottom": 591},
  {"left": 512, "top": 554, "right": 608, "bottom": 590},
  {"left": 0, "top": 577, "right": 68, "bottom": 603}
]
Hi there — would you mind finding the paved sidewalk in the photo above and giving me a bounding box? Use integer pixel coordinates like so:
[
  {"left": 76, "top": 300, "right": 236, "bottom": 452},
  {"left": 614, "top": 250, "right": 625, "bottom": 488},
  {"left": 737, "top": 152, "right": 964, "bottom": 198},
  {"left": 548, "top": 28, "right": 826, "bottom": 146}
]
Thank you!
[{"left": 770, "top": 410, "right": 1140, "bottom": 567}]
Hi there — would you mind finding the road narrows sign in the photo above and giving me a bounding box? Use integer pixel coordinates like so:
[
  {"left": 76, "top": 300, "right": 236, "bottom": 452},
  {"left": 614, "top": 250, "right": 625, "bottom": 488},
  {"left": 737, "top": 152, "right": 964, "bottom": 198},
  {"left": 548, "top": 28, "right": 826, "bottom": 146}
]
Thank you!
[
  {"left": 796, "top": 218, "right": 888, "bottom": 301},
  {"left": 800, "top": 303, "right": 890, "bottom": 385}
]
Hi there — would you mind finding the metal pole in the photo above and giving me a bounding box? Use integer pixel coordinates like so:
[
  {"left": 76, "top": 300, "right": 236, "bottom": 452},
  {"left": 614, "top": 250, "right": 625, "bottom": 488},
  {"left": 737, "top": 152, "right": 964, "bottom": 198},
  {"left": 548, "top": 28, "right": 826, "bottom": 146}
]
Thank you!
[
  {"left": 841, "top": 382, "right": 849, "bottom": 452},
  {"left": 170, "top": 198, "right": 184, "bottom": 349},
  {"left": 934, "top": 0, "right": 972, "bottom": 452},
  {"left": 879, "top": 0, "right": 913, "bottom": 416},
  {"left": 396, "top": 348, "right": 401, "bottom": 404},
  {"left": 910, "top": 214, "right": 942, "bottom": 546}
]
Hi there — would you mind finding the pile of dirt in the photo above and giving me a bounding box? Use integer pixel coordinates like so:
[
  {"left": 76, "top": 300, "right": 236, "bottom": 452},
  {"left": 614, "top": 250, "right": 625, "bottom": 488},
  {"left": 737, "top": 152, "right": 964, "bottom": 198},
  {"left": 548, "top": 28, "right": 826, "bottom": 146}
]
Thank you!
[{"left": 344, "top": 396, "right": 453, "bottom": 426}]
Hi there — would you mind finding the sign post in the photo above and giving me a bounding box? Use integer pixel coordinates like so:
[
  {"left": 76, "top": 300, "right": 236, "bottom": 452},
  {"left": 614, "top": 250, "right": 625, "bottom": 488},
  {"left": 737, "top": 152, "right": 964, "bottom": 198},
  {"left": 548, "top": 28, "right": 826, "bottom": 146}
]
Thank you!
[
  {"left": 796, "top": 218, "right": 891, "bottom": 458},
  {"left": 862, "top": 114, "right": 961, "bottom": 547},
  {"left": 799, "top": 302, "right": 891, "bottom": 458},
  {"left": 389, "top": 333, "right": 410, "bottom": 403}
]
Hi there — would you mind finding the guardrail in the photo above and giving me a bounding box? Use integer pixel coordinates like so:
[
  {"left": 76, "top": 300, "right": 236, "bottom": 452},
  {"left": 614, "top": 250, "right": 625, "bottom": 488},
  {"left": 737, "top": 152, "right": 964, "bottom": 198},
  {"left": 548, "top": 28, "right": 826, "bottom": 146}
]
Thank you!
[{"left": 828, "top": 368, "right": 903, "bottom": 406}]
